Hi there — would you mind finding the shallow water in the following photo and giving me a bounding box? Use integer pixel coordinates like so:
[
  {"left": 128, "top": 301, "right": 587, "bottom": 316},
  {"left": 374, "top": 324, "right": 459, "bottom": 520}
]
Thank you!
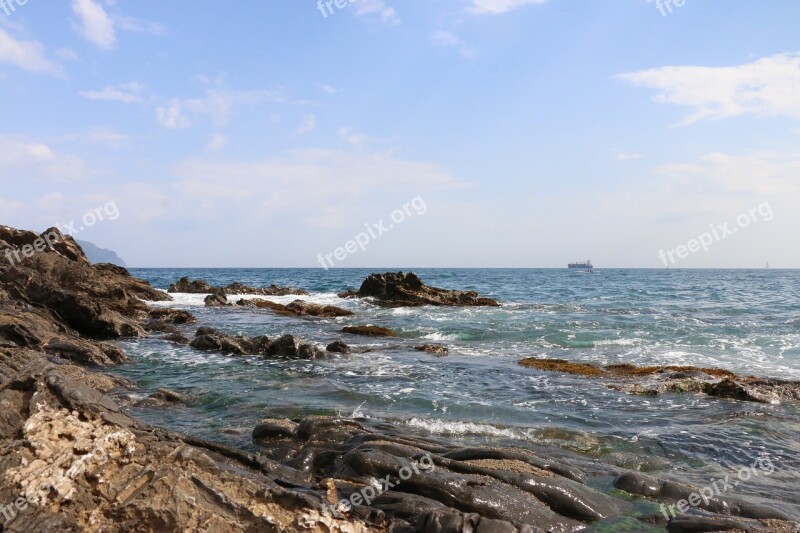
[{"left": 116, "top": 268, "right": 800, "bottom": 521}]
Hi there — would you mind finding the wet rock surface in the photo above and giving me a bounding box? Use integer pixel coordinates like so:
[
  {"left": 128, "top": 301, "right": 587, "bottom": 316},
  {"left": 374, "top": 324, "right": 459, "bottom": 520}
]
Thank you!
[
  {"left": 169, "top": 276, "right": 309, "bottom": 296},
  {"left": 238, "top": 298, "right": 354, "bottom": 317},
  {"left": 415, "top": 344, "right": 449, "bottom": 356},
  {"left": 188, "top": 328, "right": 325, "bottom": 359},
  {"left": 519, "top": 358, "right": 800, "bottom": 404},
  {"left": 343, "top": 325, "right": 399, "bottom": 337},
  {"left": 339, "top": 272, "right": 500, "bottom": 307}
]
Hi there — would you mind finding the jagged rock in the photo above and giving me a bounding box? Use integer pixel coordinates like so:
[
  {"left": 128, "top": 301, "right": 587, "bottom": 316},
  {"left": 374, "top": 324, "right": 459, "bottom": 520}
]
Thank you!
[
  {"left": 189, "top": 328, "right": 270, "bottom": 356},
  {"left": 168, "top": 276, "right": 308, "bottom": 296},
  {"left": 135, "top": 388, "right": 190, "bottom": 408},
  {"left": 415, "top": 344, "right": 449, "bottom": 356},
  {"left": 339, "top": 272, "right": 500, "bottom": 307},
  {"left": 238, "top": 298, "right": 353, "bottom": 318},
  {"left": 148, "top": 308, "right": 197, "bottom": 324},
  {"left": 143, "top": 319, "right": 179, "bottom": 334},
  {"left": 327, "top": 340, "right": 351, "bottom": 353},
  {"left": 268, "top": 334, "right": 325, "bottom": 359},
  {"left": 0, "top": 347, "right": 378, "bottom": 533},
  {"left": 204, "top": 289, "right": 230, "bottom": 307},
  {"left": 163, "top": 332, "right": 190, "bottom": 345},
  {"left": 342, "top": 325, "right": 398, "bottom": 337}
]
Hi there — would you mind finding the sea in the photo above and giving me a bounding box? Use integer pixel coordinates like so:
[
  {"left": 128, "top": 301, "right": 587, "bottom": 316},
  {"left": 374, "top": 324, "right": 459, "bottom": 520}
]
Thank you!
[{"left": 115, "top": 268, "right": 800, "bottom": 522}]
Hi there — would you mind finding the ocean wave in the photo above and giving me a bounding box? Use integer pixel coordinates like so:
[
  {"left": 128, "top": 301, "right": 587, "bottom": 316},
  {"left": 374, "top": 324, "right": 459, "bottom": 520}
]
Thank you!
[{"left": 405, "top": 417, "right": 532, "bottom": 440}]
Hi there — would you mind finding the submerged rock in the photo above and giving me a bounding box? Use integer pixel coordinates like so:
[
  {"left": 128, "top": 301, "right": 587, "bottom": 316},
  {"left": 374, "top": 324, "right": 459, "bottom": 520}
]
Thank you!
[
  {"left": 168, "top": 276, "right": 308, "bottom": 296},
  {"left": 519, "top": 358, "right": 800, "bottom": 404},
  {"left": 342, "top": 325, "right": 398, "bottom": 337},
  {"left": 238, "top": 298, "right": 353, "bottom": 318},
  {"left": 327, "top": 340, "right": 351, "bottom": 353},
  {"left": 339, "top": 272, "right": 500, "bottom": 307},
  {"left": 188, "top": 328, "right": 323, "bottom": 359},
  {"left": 415, "top": 344, "right": 449, "bottom": 356}
]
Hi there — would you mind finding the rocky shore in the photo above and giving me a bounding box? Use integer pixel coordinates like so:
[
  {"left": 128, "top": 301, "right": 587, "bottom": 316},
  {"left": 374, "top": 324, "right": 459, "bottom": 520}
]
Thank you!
[{"left": 0, "top": 225, "right": 797, "bottom": 532}]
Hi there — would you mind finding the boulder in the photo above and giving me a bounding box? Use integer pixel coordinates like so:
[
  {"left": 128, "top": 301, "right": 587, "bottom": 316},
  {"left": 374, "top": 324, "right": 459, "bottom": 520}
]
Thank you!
[
  {"left": 339, "top": 272, "right": 500, "bottom": 307},
  {"left": 342, "top": 325, "right": 398, "bottom": 337},
  {"left": 238, "top": 298, "right": 353, "bottom": 318},
  {"left": 326, "top": 340, "right": 351, "bottom": 354},
  {"left": 415, "top": 344, "right": 449, "bottom": 356}
]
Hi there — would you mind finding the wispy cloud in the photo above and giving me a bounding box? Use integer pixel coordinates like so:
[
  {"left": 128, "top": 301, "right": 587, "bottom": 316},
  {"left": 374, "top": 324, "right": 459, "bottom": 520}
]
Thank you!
[
  {"left": 0, "top": 135, "right": 94, "bottom": 182},
  {"left": 292, "top": 114, "right": 317, "bottom": 136},
  {"left": 467, "top": 0, "right": 547, "bottom": 15},
  {"left": 79, "top": 82, "right": 146, "bottom": 103},
  {"left": 353, "top": 0, "right": 400, "bottom": 26},
  {"left": 615, "top": 151, "right": 643, "bottom": 161},
  {"left": 431, "top": 30, "right": 474, "bottom": 58},
  {"left": 618, "top": 53, "right": 800, "bottom": 124},
  {"left": 207, "top": 133, "right": 226, "bottom": 151},
  {"left": 155, "top": 89, "right": 287, "bottom": 129},
  {"left": 71, "top": 0, "right": 115, "bottom": 49},
  {"left": 0, "top": 29, "right": 62, "bottom": 76},
  {"left": 57, "top": 127, "right": 132, "bottom": 149},
  {"left": 71, "top": 0, "right": 164, "bottom": 50}
]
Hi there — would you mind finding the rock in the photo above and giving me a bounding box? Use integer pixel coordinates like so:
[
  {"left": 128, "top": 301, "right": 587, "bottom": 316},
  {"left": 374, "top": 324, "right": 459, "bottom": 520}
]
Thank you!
[
  {"left": 167, "top": 276, "right": 214, "bottom": 293},
  {"left": 267, "top": 334, "right": 325, "bottom": 360},
  {"left": 342, "top": 325, "right": 398, "bottom": 337},
  {"left": 135, "top": 388, "right": 190, "bottom": 408},
  {"left": 204, "top": 289, "right": 230, "bottom": 307},
  {"left": 518, "top": 359, "right": 800, "bottom": 405},
  {"left": 168, "top": 277, "right": 309, "bottom": 296},
  {"left": 143, "top": 319, "right": 179, "bottom": 334},
  {"left": 148, "top": 308, "right": 197, "bottom": 324},
  {"left": 163, "top": 332, "right": 190, "bottom": 345},
  {"left": 339, "top": 272, "right": 500, "bottom": 307},
  {"left": 327, "top": 340, "right": 351, "bottom": 353},
  {"left": 252, "top": 416, "right": 625, "bottom": 531},
  {"left": 415, "top": 344, "right": 449, "bottom": 356},
  {"left": 237, "top": 298, "right": 353, "bottom": 318},
  {"left": 0, "top": 347, "right": 378, "bottom": 532},
  {"left": 189, "top": 328, "right": 271, "bottom": 356}
]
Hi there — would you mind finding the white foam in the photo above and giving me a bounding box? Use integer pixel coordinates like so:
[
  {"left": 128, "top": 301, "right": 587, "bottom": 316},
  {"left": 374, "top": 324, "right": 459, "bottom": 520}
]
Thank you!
[
  {"left": 421, "top": 332, "right": 459, "bottom": 341},
  {"left": 145, "top": 291, "right": 348, "bottom": 309},
  {"left": 405, "top": 417, "right": 532, "bottom": 440}
]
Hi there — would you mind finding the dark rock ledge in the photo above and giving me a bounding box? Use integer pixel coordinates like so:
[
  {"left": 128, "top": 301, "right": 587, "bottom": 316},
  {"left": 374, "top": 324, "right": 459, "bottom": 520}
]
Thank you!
[
  {"left": 168, "top": 276, "right": 308, "bottom": 296},
  {"left": 519, "top": 358, "right": 800, "bottom": 404},
  {"left": 339, "top": 272, "right": 500, "bottom": 307}
]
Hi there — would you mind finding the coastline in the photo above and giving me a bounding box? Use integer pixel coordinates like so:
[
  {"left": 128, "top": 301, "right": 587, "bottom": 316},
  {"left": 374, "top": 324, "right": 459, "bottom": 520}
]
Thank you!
[{"left": 1, "top": 227, "right": 798, "bottom": 532}]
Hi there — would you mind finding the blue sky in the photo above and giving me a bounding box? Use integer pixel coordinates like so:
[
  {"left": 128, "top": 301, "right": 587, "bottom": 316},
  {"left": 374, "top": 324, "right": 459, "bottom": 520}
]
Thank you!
[{"left": 1, "top": 0, "right": 799, "bottom": 268}]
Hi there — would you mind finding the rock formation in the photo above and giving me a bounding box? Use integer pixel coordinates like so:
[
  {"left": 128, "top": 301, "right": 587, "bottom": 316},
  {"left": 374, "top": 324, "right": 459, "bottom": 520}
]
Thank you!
[{"left": 338, "top": 272, "right": 500, "bottom": 307}]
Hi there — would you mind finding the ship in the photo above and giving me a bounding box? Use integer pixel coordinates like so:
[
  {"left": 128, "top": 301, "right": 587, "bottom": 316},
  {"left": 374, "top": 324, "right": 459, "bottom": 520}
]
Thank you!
[{"left": 568, "top": 260, "right": 593, "bottom": 269}]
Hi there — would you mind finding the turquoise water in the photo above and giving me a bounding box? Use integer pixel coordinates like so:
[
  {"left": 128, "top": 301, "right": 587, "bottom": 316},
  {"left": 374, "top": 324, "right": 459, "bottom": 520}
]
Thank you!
[{"left": 116, "top": 268, "right": 800, "bottom": 519}]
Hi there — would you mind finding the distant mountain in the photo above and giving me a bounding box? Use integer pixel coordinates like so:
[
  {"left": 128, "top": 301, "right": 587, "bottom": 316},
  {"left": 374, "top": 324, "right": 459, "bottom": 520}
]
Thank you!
[{"left": 76, "top": 240, "right": 127, "bottom": 267}]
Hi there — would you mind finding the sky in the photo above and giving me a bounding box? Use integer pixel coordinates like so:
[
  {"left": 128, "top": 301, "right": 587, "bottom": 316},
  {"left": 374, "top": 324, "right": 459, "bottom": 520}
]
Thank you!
[{"left": 1, "top": 0, "right": 799, "bottom": 268}]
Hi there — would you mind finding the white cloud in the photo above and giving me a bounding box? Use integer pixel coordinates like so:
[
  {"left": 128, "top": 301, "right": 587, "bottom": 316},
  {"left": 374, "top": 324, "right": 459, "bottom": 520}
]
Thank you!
[
  {"left": 614, "top": 152, "right": 643, "bottom": 161},
  {"left": 71, "top": 0, "right": 164, "bottom": 50},
  {"left": 0, "top": 29, "right": 62, "bottom": 76},
  {"left": 79, "top": 82, "right": 146, "bottom": 103},
  {"left": 207, "top": 133, "right": 226, "bottom": 151},
  {"left": 431, "top": 30, "right": 474, "bottom": 58},
  {"left": 156, "top": 89, "right": 286, "bottom": 129},
  {"left": 467, "top": 0, "right": 547, "bottom": 14},
  {"left": 170, "top": 148, "right": 466, "bottom": 223},
  {"left": 0, "top": 136, "right": 94, "bottom": 182},
  {"left": 58, "top": 127, "right": 131, "bottom": 149},
  {"left": 353, "top": 0, "right": 400, "bottom": 25},
  {"left": 56, "top": 47, "right": 79, "bottom": 61},
  {"left": 618, "top": 53, "right": 800, "bottom": 124},
  {"left": 292, "top": 114, "right": 317, "bottom": 136},
  {"left": 72, "top": 0, "right": 116, "bottom": 50},
  {"left": 319, "top": 84, "right": 340, "bottom": 94}
]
